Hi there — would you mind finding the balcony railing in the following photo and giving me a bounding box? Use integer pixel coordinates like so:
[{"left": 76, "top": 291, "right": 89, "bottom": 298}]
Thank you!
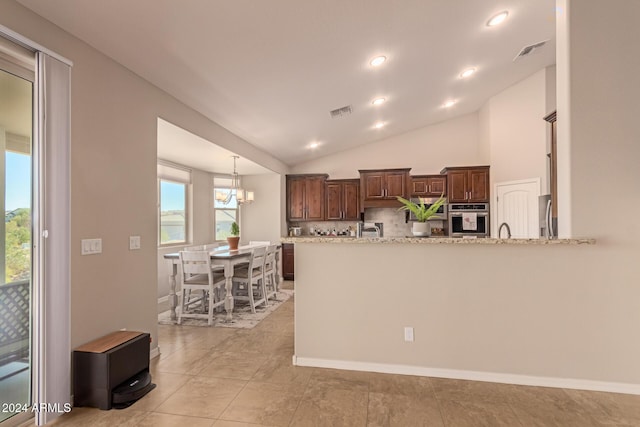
[{"left": 0, "top": 279, "right": 30, "bottom": 366}]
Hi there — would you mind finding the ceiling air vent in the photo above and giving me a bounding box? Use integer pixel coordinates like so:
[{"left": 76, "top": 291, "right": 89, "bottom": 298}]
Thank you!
[
  {"left": 329, "top": 105, "right": 352, "bottom": 118},
  {"left": 513, "top": 40, "right": 549, "bottom": 61}
]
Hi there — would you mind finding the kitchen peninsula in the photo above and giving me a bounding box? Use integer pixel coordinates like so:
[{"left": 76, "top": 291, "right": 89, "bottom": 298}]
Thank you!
[{"left": 288, "top": 236, "right": 603, "bottom": 392}]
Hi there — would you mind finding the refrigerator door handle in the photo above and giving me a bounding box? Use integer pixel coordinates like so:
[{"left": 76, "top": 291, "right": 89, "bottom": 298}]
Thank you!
[{"left": 545, "top": 199, "right": 553, "bottom": 239}]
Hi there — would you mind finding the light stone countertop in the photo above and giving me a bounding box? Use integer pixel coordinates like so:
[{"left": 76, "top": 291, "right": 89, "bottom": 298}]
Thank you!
[{"left": 280, "top": 236, "right": 596, "bottom": 245}]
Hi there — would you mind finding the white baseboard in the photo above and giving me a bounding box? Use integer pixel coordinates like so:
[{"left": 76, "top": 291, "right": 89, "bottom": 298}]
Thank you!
[
  {"left": 293, "top": 356, "right": 640, "bottom": 396},
  {"left": 150, "top": 346, "right": 160, "bottom": 360}
]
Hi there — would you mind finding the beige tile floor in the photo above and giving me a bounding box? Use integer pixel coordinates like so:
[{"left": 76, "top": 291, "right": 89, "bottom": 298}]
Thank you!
[{"left": 39, "top": 282, "right": 640, "bottom": 426}]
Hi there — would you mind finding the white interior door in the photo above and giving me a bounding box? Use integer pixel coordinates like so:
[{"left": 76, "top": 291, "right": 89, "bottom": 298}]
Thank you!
[{"left": 495, "top": 178, "right": 540, "bottom": 238}]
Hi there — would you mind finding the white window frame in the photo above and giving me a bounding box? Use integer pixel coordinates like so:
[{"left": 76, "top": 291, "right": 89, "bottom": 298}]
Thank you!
[
  {"left": 158, "top": 161, "right": 191, "bottom": 247},
  {"left": 213, "top": 174, "right": 239, "bottom": 241}
]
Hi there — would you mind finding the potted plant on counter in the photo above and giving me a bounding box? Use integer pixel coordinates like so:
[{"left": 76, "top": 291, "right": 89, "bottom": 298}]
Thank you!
[
  {"left": 227, "top": 221, "right": 240, "bottom": 250},
  {"left": 396, "top": 195, "right": 446, "bottom": 236}
]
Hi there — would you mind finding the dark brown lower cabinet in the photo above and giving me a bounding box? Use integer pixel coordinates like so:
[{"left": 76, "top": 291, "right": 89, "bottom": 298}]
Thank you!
[{"left": 282, "top": 243, "right": 294, "bottom": 280}]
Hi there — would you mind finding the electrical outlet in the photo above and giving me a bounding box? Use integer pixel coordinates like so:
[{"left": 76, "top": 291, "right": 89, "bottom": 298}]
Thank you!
[{"left": 404, "top": 327, "right": 414, "bottom": 342}]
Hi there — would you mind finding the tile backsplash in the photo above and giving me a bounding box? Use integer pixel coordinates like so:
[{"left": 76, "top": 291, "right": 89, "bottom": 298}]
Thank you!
[
  {"left": 289, "top": 208, "right": 446, "bottom": 237},
  {"left": 288, "top": 221, "right": 359, "bottom": 236},
  {"left": 364, "top": 208, "right": 410, "bottom": 237}
]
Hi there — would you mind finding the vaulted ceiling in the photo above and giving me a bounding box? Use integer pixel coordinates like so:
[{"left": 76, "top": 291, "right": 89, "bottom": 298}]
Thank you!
[{"left": 18, "top": 0, "right": 556, "bottom": 167}]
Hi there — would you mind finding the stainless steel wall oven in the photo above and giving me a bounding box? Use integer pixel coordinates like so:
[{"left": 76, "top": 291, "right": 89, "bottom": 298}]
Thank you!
[{"left": 448, "top": 203, "right": 490, "bottom": 237}]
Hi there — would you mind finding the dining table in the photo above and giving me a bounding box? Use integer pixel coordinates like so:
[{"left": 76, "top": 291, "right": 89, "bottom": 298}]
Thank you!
[{"left": 163, "top": 243, "right": 281, "bottom": 322}]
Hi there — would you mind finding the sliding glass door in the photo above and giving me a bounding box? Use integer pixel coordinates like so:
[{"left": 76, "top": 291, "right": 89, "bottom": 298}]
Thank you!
[{"left": 0, "top": 48, "right": 34, "bottom": 424}]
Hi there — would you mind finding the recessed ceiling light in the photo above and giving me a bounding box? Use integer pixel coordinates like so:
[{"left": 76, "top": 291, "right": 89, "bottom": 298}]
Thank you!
[
  {"left": 443, "top": 100, "right": 457, "bottom": 108},
  {"left": 460, "top": 68, "right": 477, "bottom": 79},
  {"left": 370, "top": 56, "right": 387, "bottom": 67},
  {"left": 487, "top": 11, "right": 509, "bottom": 27},
  {"left": 308, "top": 141, "right": 320, "bottom": 149},
  {"left": 372, "top": 97, "right": 386, "bottom": 106},
  {"left": 374, "top": 122, "right": 385, "bottom": 129}
]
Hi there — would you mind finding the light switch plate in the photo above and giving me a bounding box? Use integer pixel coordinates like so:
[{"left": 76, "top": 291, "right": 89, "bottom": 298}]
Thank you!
[
  {"left": 81, "top": 238, "right": 102, "bottom": 255},
  {"left": 129, "top": 235, "right": 141, "bottom": 250},
  {"left": 404, "top": 327, "right": 414, "bottom": 342}
]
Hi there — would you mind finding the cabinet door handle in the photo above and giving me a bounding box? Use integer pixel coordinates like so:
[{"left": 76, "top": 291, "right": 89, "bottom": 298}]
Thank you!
[{"left": 428, "top": 185, "right": 431, "bottom": 193}]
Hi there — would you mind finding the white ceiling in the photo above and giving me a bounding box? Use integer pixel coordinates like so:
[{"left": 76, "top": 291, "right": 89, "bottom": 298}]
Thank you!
[
  {"left": 18, "top": 0, "right": 556, "bottom": 167},
  {"left": 157, "top": 118, "right": 271, "bottom": 175}
]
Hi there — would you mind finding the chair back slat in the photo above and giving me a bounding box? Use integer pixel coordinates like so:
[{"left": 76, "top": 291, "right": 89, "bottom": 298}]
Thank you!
[
  {"left": 250, "top": 246, "right": 267, "bottom": 270},
  {"left": 184, "top": 245, "right": 204, "bottom": 251},
  {"left": 180, "top": 251, "right": 212, "bottom": 275}
]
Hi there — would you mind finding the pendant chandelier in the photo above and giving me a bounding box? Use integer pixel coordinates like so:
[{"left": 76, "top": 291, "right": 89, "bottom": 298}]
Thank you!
[{"left": 215, "top": 155, "right": 254, "bottom": 205}]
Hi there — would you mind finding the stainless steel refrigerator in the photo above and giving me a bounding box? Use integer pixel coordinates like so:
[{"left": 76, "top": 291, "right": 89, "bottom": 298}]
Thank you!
[{"left": 539, "top": 194, "right": 556, "bottom": 238}]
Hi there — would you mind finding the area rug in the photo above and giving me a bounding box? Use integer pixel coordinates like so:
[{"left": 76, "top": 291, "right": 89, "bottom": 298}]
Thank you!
[{"left": 158, "top": 289, "right": 293, "bottom": 329}]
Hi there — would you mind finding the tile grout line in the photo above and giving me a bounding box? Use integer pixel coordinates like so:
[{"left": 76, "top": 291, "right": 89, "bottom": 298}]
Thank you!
[
  {"left": 426, "top": 376, "right": 451, "bottom": 427},
  {"left": 288, "top": 369, "right": 322, "bottom": 427}
]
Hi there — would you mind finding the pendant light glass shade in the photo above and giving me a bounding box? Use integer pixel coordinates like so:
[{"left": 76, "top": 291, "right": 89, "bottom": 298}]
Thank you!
[{"left": 217, "top": 156, "right": 253, "bottom": 205}]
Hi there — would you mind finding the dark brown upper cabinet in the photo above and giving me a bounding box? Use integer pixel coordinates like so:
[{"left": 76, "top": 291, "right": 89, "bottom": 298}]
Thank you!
[
  {"left": 359, "top": 168, "right": 411, "bottom": 209},
  {"left": 326, "top": 179, "right": 360, "bottom": 221},
  {"left": 440, "top": 166, "right": 490, "bottom": 203},
  {"left": 286, "top": 174, "right": 328, "bottom": 221},
  {"left": 410, "top": 175, "right": 447, "bottom": 197}
]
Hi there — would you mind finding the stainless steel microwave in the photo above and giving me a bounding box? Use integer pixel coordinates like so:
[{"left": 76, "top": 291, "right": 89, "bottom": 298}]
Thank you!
[{"left": 408, "top": 197, "right": 448, "bottom": 221}]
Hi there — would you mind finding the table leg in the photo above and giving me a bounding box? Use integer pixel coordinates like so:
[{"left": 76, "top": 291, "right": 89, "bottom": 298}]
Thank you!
[
  {"left": 224, "top": 263, "right": 234, "bottom": 322},
  {"left": 169, "top": 263, "right": 178, "bottom": 321}
]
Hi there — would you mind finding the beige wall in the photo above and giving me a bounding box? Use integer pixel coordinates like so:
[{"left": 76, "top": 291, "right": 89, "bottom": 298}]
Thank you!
[
  {"left": 190, "top": 169, "right": 215, "bottom": 245},
  {"left": 0, "top": 0, "right": 286, "bottom": 353},
  {"left": 294, "top": 0, "right": 640, "bottom": 390},
  {"left": 480, "top": 68, "right": 555, "bottom": 236},
  {"left": 291, "top": 113, "right": 481, "bottom": 178},
  {"left": 296, "top": 241, "right": 640, "bottom": 387},
  {"left": 239, "top": 173, "right": 284, "bottom": 244},
  {"left": 558, "top": 0, "right": 640, "bottom": 240},
  {"left": 485, "top": 68, "right": 550, "bottom": 194}
]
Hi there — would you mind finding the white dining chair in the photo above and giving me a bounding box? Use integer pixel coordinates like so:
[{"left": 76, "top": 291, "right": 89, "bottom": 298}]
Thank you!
[
  {"left": 178, "top": 250, "right": 226, "bottom": 325},
  {"left": 232, "top": 246, "right": 267, "bottom": 313},
  {"left": 248, "top": 240, "right": 270, "bottom": 246},
  {"left": 184, "top": 244, "right": 204, "bottom": 251},
  {"left": 264, "top": 244, "right": 279, "bottom": 302}
]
